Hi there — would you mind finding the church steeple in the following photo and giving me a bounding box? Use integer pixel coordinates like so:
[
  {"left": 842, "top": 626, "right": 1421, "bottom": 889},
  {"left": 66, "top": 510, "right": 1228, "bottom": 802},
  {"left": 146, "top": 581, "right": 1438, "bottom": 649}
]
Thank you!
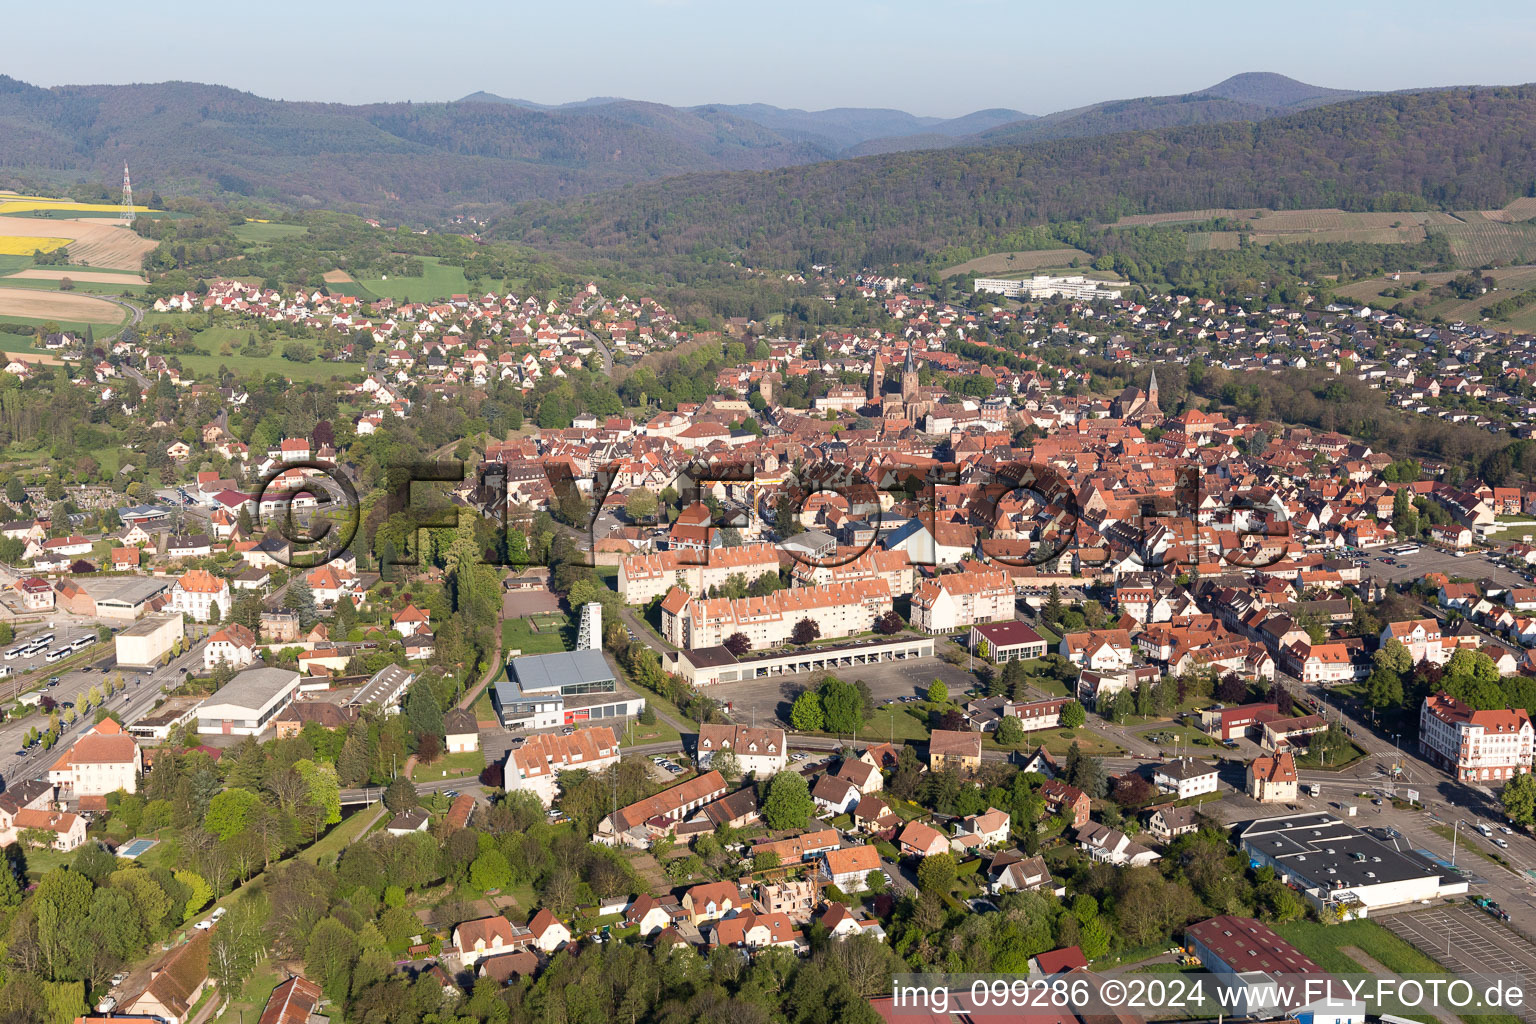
[
  {"left": 868, "top": 350, "right": 885, "bottom": 403},
  {"left": 901, "top": 346, "right": 918, "bottom": 402},
  {"left": 1147, "top": 366, "right": 1159, "bottom": 398}
]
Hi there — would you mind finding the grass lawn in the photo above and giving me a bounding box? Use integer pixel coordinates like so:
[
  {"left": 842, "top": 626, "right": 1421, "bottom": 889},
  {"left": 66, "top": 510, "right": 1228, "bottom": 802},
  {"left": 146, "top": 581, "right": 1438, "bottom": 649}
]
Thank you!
[
  {"left": 1293, "top": 738, "right": 1369, "bottom": 771},
  {"left": 359, "top": 256, "right": 469, "bottom": 302},
  {"left": 622, "top": 712, "right": 681, "bottom": 748},
  {"left": 847, "top": 704, "right": 931, "bottom": 744},
  {"left": 302, "top": 803, "right": 384, "bottom": 868},
  {"left": 0, "top": 311, "right": 127, "bottom": 335},
  {"left": 472, "top": 687, "right": 497, "bottom": 723},
  {"left": 992, "top": 727, "right": 1124, "bottom": 757},
  {"left": 415, "top": 749, "right": 486, "bottom": 780}
]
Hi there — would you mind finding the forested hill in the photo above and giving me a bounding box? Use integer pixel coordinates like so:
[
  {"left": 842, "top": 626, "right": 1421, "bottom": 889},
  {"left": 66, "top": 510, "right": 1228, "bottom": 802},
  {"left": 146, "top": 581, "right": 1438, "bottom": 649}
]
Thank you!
[{"left": 497, "top": 86, "right": 1536, "bottom": 268}]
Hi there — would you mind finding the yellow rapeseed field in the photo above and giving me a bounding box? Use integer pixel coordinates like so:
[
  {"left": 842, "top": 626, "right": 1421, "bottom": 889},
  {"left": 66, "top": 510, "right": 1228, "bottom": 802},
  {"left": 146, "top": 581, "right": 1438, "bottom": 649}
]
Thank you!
[
  {"left": 0, "top": 236, "right": 70, "bottom": 255},
  {"left": 0, "top": 195, "right": 153, "bottom": 215}
]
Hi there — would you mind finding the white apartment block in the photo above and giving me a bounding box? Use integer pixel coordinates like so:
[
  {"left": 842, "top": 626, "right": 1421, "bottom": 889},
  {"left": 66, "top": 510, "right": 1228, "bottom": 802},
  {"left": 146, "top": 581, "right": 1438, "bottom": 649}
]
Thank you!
[
  {"left": 1419, "top": 692, "right": 1534, "bottom": 784},
  {"left": 910, "top": 568, "right": 1013, "bottom": 633},
  {"left": 618, "top": 544, "right": 781, "bottom": 604},
  {"left": 789, "top": 547, "right": 914, "bottom": 597},
  {"left": 696, "top": 724, "right": 787, "bottom": 776},
  {"left": 660, "top": 580, "right": 892, "bottom": 650}
]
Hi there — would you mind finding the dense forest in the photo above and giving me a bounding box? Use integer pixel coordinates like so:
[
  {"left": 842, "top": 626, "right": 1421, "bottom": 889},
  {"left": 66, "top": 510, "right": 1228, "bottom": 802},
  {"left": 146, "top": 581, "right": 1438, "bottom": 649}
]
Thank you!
[{"left": 498, "top": 87, "right": 1536, "bottom": 269}]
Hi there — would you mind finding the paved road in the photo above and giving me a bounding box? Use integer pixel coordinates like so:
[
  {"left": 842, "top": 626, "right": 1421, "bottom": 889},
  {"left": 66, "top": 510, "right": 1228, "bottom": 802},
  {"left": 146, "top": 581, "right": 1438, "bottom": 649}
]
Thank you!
[{"left": 0, "top": 637, "right": 206, "bottom": 789}]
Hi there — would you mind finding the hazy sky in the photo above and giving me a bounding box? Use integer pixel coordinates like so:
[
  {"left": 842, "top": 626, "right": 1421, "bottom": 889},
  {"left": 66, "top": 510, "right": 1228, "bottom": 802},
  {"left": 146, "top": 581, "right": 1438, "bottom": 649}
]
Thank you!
[{"left": 9, "top": 0, "right": 1536, "bottom": 116}]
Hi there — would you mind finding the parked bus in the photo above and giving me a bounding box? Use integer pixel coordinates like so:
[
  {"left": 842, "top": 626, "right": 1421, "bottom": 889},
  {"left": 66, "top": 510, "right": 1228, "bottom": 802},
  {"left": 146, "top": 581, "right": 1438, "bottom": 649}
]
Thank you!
[
  {"left": 4, "top": 647, "right": 23, "bottom": 661},
  {"left": 70, "top": 636, "right": 91, "bottom": 652},
  {"left": 44, "top": 648, "right": 67, "bottom": 663}
]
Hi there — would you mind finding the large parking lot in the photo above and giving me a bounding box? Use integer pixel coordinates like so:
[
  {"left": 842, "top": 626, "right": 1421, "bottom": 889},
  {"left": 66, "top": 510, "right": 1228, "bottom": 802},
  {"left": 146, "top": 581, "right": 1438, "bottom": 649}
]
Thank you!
[
  {"left": 708, "top": 654, "right": 979, "bottom": 730},
  {"left": 1365, "top": 546, "right": 1527, "bottom": 587},
  {"left": 1385, "top": 906, "right": 1536, "bottom": 1019}
]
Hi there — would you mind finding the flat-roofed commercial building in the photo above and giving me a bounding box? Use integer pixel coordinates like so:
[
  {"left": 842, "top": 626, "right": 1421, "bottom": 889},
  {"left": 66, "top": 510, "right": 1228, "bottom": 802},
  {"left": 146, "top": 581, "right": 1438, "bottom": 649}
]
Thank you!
[
  {"left": 492, "top": 649, "right": 645, "bottom": 730},
  {"left": 196, "top": 667, "right": 301, "bottom": 736},
  {"left": 115, "top": 613, "right": 183, "bottom": 667},
  {"left": 56, "top": 576, "right": 170, "bottom": 621},
  {"left": 1238, "top": 812, "right": 1468, "bottom": 918}
]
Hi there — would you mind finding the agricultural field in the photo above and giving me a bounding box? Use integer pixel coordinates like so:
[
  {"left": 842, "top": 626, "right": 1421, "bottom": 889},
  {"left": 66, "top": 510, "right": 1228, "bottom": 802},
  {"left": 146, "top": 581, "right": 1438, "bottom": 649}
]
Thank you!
[
  {"left": 1334, "top": 264, "right": 1536, "bottom": 331},
  {"left": 0, "top": 193, "right": 154, "bottom": 216},
  {"left": 1478, "top": 197, "right": 1536, "bottom": 223},
  {"left": 0, "top": 215, "right": 155, "bottom": 271},
  {"left": 358, "top": 255, "right": 469, "bottom": 301},
  {"left": 1184, "top": 231, "right": 1240, "bottom": 251},
  {"left": 0, "top": 288, "right": 126, "bottom": 325},
  {"left": 0, "top": 235, "right": 69, "bottom": 255},
  {"left": 1436, "top": 215, "right": 1536, "bottom": 266},
  {"left": 938, "top": 247, "right": 1094, "bottom": 277},
  {"left": 4, "top": 267, "right": 145, "bottom": 285},
  {"left": 1108, "top": 208, "right": 1259, "bottom": 227}
]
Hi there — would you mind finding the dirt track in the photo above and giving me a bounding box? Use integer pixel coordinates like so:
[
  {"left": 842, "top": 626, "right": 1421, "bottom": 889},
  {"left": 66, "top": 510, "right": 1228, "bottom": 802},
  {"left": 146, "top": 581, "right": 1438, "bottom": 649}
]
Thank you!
[{"left": 0, "top": 287, "right": 126, "bottom": 324}]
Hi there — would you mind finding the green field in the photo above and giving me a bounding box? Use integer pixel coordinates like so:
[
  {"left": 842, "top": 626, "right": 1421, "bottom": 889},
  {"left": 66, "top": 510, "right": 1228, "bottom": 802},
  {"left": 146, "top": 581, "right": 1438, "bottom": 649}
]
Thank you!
[
  {"left": 359, "top": 256, "right": 469, "bottom": 302},
  {"left": 0, "top": 312, "right": 127, "bottom": 335},
  {"left": 150, "top": 324, "right": 365, "bottom": 383},
  {"left": 232, "top": 221, "right": 311, "bottom": 243}
]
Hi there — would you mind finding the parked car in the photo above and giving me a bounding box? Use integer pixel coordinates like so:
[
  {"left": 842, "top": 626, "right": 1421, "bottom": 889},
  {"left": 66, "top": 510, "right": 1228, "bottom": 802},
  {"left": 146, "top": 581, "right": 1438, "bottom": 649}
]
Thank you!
[{"left": 560, "top": 727, "right": 574, "bottom": 736}]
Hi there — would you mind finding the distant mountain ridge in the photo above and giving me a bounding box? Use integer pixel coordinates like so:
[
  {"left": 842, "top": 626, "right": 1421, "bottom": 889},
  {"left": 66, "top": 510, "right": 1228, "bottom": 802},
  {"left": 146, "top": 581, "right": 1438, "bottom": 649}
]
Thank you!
[
  {"left": 0, "top": 72, "right": 1386, "bottom": 217},
  {"left": 498, "top": 84, "right": 1536, "bottom": 269},
  {"left": 454, "top": 91, "right": 1033, "bottom": 151}
]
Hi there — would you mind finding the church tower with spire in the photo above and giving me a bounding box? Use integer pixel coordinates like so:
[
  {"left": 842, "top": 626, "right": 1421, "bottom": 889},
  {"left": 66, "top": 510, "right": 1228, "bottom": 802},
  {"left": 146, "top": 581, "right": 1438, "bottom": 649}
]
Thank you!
[
  {"left": 867, "top": 350, "right": 885, "bottom": 405},
  {"left": 900, "top": 346, "right": 918, "bottom": 403}
]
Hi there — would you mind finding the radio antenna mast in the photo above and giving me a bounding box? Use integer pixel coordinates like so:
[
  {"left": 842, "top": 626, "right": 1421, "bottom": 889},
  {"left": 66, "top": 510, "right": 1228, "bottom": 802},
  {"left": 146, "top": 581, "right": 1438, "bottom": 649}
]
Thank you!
[{"left": 120, "top": 164, "right": 134, "bottom": 225}]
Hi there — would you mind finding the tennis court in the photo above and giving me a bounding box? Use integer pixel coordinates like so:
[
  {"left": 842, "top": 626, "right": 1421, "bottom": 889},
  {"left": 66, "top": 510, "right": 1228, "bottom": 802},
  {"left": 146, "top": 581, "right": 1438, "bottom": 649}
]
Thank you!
[{"left": 117, "top": 838, "right": 157, "bottom": 859}]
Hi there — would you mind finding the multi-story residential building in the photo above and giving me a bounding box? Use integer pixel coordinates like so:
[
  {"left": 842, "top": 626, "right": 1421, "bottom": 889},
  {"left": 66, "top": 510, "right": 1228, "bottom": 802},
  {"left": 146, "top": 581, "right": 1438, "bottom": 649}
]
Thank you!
[
  {"left": 927, "top": 729, "right": 982, "bottom": 773},
  {"left": 1380, "top": 619, "right": 1452, "bottom": 666},
  {"left": 1152, "top": 758, "right": 1219, "bottom": 799},
  {"left": 1419, "top": 692, "right": 1534, "bottom": 783},
  {"left": 504, "top": 726, "right": 620, "bottom": 806},
  {"left": 170, "top": 569, "right": 231, "bottom": 622},
  {"left": 1006, "top": 697, "right": 1072, "bottom": 733},
  {"left": 695, "top": 724, "right": 787, "bottom": 776},
  {"left": 203, "top": 623, "right": 257, "bottom": 671},
  {"left": 1247, "top": 751, "right": 1299, "bottom": 803},
  {"left": 659, "top": 580, "right": 891, "bottom": 650},
  {"left": 790, "top": 546, "right": 914, "bottom": 597},
  {"left": 910, "top": 567, "right": 1013, "bottom": 633},
  {"left": 617, "top": 544, "right": 782, "bottom": 604},
  {"left": 47, "top": 718, "right": 141, "bottom": 798}
]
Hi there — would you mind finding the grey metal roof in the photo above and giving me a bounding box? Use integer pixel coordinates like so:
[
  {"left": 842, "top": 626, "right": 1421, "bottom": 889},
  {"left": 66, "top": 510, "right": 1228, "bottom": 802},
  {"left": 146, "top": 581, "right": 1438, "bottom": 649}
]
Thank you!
[
  {"left": 199, "top": 667, "right": 300, "bottom": 710},
  {"left": 506, "top": 649, "right": 613, "bottom": 693}
]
